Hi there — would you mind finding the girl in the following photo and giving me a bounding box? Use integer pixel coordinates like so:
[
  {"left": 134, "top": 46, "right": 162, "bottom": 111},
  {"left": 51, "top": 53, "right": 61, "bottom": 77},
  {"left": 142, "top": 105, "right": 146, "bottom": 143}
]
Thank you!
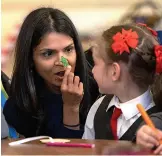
[
  {"left": 3, "top": 7, "right": 99, "bottom": 138},
  {"left": 83, "top": 24, "right": 162, "bottom": 140}
]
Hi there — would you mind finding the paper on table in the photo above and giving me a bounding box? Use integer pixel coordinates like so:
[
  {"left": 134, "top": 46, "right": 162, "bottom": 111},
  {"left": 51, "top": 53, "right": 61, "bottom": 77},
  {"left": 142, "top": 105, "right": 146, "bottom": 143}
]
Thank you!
[
  {"left": 9, "top": 136, "right": 53, "bottom": 146},
  {"left": 9, "top": 136, "right": 71, "bottom": 146},
  {"left": 40, "top": 138, "right": 70, "bottom": 143}
]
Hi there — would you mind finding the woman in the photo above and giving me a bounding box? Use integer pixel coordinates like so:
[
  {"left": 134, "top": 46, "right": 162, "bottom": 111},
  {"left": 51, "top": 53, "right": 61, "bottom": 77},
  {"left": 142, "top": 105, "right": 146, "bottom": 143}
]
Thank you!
[{"left": 3, "top": 7, "right": 99, "bottom": 138}]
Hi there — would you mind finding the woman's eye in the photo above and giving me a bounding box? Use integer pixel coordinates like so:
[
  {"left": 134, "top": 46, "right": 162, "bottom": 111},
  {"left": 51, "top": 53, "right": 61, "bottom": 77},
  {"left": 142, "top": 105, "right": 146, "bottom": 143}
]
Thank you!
[
  {"left": 65, "top": 46, "right": 74, "bottom": 53},
  {"left": 42, "top": 50, "right": 54, "bottom": 57}
]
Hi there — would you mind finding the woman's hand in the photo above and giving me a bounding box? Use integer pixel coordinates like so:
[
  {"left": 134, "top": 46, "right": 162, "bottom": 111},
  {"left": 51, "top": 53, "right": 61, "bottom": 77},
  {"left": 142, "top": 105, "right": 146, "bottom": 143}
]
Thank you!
[
  {"left": 61, "top": 65, "right": 83, "bottom": 111},
  {"left": 61, "top": 66, "right": 84, "bottom": 129}
]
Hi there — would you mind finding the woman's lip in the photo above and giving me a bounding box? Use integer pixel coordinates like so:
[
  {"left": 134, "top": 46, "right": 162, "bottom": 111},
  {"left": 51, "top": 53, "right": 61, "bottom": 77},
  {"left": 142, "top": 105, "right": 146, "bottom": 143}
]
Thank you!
[{"left": 55, "top": 75, "right": 64, "bottom": 80}]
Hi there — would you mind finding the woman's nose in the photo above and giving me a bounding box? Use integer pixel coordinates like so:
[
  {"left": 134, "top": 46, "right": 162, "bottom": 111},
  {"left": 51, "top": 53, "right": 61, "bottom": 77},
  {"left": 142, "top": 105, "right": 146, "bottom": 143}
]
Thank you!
[{"left": 54, "top": 52, "right": 64, "bottom": 66}]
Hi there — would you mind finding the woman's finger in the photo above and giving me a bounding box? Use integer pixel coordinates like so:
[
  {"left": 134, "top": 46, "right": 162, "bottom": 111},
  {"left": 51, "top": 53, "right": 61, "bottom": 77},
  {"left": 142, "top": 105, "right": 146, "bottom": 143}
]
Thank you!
[
  {"left": 67, "top": 72, "right": 74, "bottom": 87},
  {"left": 74, "top": 76, "right": 80, "bottom": 88},
  {"left": 78, "top": 82, "right": 83, "bottom": 95},
  {"left": 61, "top": 66, "right": 71, "bottom": 90}
]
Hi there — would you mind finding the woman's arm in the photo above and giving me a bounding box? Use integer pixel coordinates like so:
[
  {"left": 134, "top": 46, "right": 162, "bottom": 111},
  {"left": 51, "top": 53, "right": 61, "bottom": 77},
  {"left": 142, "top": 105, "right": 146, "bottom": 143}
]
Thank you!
[{"left": 61, "top": 66, "right": 83, "bottom": 130}]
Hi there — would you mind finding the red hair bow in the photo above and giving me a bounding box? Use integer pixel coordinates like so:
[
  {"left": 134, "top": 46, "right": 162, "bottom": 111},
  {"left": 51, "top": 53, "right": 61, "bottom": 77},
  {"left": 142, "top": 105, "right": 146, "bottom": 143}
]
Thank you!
[
  {"left": 155, "top": 45, "right": 162, "bottom": 74},
  {"left": 138, "top": 23, "right": 158, "bottom": 37},
  {"left": 111, "top": 28, "right": 138, "bottom": 55}
]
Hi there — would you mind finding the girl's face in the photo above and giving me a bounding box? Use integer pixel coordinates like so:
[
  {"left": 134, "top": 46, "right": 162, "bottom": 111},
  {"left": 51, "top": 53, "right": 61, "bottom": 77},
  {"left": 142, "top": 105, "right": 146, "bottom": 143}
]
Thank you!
[
  {"left": 92, "top": 39, "right": 115, "bottom": 94},
  {"left": 33, "top": 32, "right": 76, "bottom": 88}
]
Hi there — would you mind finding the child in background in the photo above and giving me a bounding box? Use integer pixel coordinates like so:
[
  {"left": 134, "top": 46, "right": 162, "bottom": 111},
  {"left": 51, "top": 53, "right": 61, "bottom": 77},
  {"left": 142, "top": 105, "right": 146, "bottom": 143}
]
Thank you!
[
  {"left": 157, "top": 30, "right": 162, "bottom": 45},
  {"left": 136, "top": 112, "right": 162, "bottom": 155},
  {"left": 83, "top": 24, "right": 162, "bottom": 141}
]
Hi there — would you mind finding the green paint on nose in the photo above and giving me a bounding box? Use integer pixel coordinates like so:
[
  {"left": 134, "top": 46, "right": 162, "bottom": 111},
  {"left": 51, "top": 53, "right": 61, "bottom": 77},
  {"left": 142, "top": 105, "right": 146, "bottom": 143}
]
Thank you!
[{"left": 61, "top": 56, "right": 69, "bottom": 67}]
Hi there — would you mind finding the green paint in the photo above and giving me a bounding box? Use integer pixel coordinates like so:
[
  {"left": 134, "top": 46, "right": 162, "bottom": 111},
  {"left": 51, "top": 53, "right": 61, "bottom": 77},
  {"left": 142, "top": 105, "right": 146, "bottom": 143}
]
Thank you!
[{"left": 61, "top": 56, "right": 69, "bottom": 67}]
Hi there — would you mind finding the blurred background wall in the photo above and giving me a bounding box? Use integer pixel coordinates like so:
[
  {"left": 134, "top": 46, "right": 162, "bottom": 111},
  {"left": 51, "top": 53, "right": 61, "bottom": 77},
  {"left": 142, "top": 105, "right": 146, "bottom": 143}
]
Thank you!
[{"left": 2, "top": 0, "right": 162, "bottom": 77}]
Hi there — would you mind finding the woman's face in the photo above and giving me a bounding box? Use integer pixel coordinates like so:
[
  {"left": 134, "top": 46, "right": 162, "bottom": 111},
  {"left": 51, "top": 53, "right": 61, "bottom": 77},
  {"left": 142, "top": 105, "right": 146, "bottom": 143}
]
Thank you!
[{"left": 33, "top": 32, "right": 76, "bottom": 88}]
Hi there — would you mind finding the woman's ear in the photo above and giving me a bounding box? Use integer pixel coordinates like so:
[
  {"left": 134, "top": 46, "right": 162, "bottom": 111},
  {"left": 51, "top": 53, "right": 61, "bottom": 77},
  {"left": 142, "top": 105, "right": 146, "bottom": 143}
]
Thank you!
[{"left": 111, "top": 62, "right": 120, "bottom": 81}]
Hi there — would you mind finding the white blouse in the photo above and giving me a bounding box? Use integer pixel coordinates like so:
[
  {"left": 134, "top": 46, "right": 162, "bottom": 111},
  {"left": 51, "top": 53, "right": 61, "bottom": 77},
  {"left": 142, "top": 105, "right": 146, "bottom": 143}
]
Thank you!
[{"left": 82, "top": 89, "right": 155, "bottom": 139}]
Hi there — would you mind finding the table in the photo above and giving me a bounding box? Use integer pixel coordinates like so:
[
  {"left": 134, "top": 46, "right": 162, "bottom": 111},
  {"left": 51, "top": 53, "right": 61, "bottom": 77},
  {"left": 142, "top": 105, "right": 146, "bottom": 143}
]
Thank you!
[{"left": 2, "top": 138, "right": 151, "bottom": 155}]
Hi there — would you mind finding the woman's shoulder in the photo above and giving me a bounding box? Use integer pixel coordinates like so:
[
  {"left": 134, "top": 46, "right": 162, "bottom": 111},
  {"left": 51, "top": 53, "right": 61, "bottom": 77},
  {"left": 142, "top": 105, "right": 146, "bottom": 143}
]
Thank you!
[
  {"left": 3, "top": 97, "right": 22, "bottom": 121},
  {"left": 3, "top": 96, "right": 38, "bottom": 137},
  {"left": 3, "top": 97, "right": 17, "bottom": 111},
  {"left": 3, "top": 96, "right": 34, "bottom": 123}
]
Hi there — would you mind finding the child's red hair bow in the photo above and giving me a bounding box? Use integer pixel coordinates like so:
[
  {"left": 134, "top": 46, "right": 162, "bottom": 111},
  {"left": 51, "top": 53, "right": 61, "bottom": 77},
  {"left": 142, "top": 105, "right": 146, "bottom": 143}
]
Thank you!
[
  {"left": 155, "top": 45, "right": 162, "bottom": 74},
  {"left": 138, "top": 23, "right": 158, "bottom": 37},
  {"left": 111, "top": 28, "right": 138, "bottom": 54}
]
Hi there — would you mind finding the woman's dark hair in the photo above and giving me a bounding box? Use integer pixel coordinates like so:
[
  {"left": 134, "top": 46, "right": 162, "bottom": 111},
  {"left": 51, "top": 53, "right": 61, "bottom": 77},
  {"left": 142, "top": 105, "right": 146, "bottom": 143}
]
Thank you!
[
  {"left": 101, "top": 24, "right": 162, "bottom": 110},
  {"left": 11, "top": 7, "right": 92, "bottom": 123},
  {"left": 85, "top": 48, "right": 94, "bottom": 68}
]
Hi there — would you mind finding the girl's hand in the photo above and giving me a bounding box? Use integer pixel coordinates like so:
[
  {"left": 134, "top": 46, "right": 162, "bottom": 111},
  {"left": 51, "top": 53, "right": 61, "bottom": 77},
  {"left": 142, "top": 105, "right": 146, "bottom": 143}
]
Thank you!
[{"left": 136, "top": 125, "right": 160, "bottom": 149}]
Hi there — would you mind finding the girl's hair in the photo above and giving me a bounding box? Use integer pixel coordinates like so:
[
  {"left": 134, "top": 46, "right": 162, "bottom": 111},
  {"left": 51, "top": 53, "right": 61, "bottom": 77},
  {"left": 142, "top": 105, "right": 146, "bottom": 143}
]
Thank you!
[
  {"left": 101, "top": 24, "right": 162, "bottom": 110},
  {"left": 11, "top": 7, "right": 92, "bottom": 123}
]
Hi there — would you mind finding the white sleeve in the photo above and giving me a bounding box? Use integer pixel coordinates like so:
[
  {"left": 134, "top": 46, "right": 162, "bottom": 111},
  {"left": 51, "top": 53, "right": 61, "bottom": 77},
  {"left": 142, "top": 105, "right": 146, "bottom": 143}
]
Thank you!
[{"left": 82, "top": 96, "right": 106, "bottom": 139}]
